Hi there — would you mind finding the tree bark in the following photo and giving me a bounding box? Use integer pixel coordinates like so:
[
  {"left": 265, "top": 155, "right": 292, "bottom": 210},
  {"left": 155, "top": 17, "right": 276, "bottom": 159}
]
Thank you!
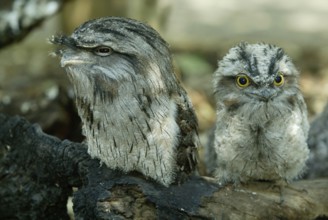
[{"left": 0, "top": 113, "right": 327, "bottom": 219}]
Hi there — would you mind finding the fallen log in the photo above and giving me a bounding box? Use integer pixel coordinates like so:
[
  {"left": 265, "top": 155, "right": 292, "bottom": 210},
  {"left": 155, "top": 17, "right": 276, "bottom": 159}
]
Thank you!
[{"left": 0, "top": 114, "right": 327, "bottom": 219}]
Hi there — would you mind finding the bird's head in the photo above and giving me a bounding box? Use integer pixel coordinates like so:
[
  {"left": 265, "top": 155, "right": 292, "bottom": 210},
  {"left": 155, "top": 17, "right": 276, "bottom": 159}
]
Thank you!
[
  {"left": 50, "top": 17, "right": 177, "bottom": 98},
  {"left": 214, "top": 42, "right": 301, "bottom": 110}
]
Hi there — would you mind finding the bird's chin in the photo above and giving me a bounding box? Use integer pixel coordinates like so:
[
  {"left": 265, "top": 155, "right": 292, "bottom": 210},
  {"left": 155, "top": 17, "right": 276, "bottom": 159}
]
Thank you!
[
  {"left": 257, "top": 98, "right": 272, "bottom": 103},
  {"left": 247, "top": 94, "right": 278, "bottom": 103}
]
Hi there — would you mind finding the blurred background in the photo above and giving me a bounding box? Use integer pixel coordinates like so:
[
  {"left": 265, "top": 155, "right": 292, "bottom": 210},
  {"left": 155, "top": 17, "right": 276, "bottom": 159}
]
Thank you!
[{"left": 1, "top": 0, "right": 328, "bottom": 153}]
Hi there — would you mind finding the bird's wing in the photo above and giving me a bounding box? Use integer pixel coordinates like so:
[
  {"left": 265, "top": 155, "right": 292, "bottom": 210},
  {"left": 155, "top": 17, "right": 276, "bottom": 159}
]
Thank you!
[{"left": 174, "top": 89, "right": 199, "bottom": 175}]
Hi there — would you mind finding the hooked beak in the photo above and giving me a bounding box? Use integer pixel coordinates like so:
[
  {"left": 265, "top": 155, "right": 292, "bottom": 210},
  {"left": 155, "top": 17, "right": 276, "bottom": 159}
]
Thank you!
[
  {"left": 50, "top": 35, "right": 90, "bottom": 67},
  {"left": 60, "top": 51, "right": 93, "bottom": 68},
  {"left": 61, "top": 57, "right": 88, "bottom": 67},
  {"left": 249, "top": 88, "right": 277, "bottom": 101}
]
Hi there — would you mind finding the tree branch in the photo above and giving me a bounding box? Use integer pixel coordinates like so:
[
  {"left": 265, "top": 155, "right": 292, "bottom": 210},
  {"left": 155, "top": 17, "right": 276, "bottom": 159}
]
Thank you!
[
  {"left": 0, "top": 0, "right": 63, "bottom": 48},
  {"left": 0, "top": 114, "right": 327, "bottom": 219}
]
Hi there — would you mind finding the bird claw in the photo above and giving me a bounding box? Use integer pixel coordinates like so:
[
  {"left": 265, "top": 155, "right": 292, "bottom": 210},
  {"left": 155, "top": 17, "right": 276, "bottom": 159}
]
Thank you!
[{"left": 268, "top": 180, "right": 308, "bottom": 205}]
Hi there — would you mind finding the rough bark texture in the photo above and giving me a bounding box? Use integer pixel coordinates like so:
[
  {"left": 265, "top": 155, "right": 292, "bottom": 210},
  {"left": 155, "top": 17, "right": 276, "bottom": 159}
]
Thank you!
[
  {"left": 0, "top": 114, "right": 85, "bottom": 219},
  {"left": 0, "top": 113, "right": 327, "bottom": 219}
]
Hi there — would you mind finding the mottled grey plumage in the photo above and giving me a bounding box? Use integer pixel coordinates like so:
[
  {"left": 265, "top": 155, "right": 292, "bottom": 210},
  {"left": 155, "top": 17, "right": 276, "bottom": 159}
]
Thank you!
[
  {"left": 305, "top": 103, "right": 328, "bottom": 179},
  {"left": 50, "top": 17, "right": 198, "bottom": 186},
  {"left": 213, "top": 42, "right": 309, "bottom": 185}
]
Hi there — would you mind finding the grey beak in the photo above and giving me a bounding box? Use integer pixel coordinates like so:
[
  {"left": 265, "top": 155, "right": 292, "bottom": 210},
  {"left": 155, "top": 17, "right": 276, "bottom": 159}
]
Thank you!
[{"left": 250, "top": 89, "right": 277, "bottom": 101}]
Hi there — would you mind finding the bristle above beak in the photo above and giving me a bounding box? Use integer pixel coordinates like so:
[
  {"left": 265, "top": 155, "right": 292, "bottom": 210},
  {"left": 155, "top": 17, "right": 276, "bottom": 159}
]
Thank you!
[
  {"left": 49, "top": 35, "right": 76, "bottom": 49},
  {"left": 49, "top": 49, "right": 63, "bottom": 57}
]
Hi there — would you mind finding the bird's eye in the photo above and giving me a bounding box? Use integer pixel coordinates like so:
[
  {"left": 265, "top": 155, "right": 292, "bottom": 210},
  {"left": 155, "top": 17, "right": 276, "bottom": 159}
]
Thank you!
[
  {"left": 93, "top": 46, "right": 113, "bottom": 56},
  {"left": 274, "top": 72, "right": 284, "bottom": 87},
  {"left": 236, "top": 75, "right": 250, "bottom": 88}
]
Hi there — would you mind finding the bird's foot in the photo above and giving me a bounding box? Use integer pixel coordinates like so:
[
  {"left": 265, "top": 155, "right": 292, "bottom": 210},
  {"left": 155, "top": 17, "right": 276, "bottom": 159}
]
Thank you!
[{"left": 268, "top": 179, "right": 307, "bottom": 204}]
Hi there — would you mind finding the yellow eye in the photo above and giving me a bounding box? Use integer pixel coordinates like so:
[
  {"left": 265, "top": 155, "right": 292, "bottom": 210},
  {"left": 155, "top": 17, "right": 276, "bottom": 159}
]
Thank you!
[
  {"left": 274, "top": 72, "right": 284, "bottom": 87},
  {"left": 236, "top": 75, "right": 250, "bottom": 88}
]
